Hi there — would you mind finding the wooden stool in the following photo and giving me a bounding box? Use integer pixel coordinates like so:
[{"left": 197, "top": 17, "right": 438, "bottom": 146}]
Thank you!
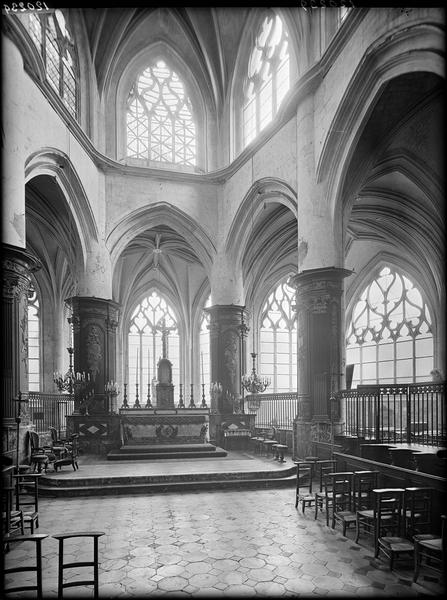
[
  {"left": 2, "top": 533, "right": 48, "bottom": 600},
  {"left": 53, "top": 531, "right": 105, "bottom": 599}
]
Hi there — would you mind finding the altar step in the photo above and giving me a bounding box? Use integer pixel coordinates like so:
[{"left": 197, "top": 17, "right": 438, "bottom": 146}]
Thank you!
[
  {"left": 37, "top": 464, "right": 296, "bottom": 497},
  {"left": 107, "top": 443, "right": 227, "bottom": 461}
]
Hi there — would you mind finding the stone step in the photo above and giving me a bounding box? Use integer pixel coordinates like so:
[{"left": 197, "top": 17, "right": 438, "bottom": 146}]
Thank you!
[
  {"left": 40, "top": 465, "right": 296, "bottom": 488},
  {"left": 37, "top": 474, "right": 296, "bottom": 497},
  {"left": 107, "top": 449, "right": 228, "bottom": 460},
  {"left": 116, "top": 442, "right": 219, "bottom": 453}
]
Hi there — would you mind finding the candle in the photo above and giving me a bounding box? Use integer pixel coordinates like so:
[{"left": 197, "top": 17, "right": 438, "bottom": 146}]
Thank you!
[
  {"left": 147, "top": 346, "right": 150, "bottom": 381},
  {"left": 136, "top": 346, "right": 139, "bottom": 378},
  {"left": 201, "top": 352, "right": 204, "bottom": 384}
]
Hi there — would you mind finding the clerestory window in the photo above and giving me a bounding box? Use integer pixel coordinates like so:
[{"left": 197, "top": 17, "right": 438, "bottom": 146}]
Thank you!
[
  {"left": 18, "top": 9, "right": 78, "bottom": 119},
  {"left": 259, "top": 280, "right": 297, "bottom": 392},
  {"left": 346, "top": 266, "right": 434, "bottom": 386},
  {"left": 243, "top": 11, "right": 290, "bottom": 147},
  {"left": 126, "top": 60, "right": 196, "bottom": 167}
]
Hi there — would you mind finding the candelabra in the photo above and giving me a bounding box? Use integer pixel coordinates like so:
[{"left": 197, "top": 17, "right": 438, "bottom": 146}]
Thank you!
[
  {"left": 105, "top": 381, "right": 120, "bottom": 413},
  {"left": 53, "top": 347, "right": 76, "bottom": 394},
  {"left": 242, "top": 352, "right": 270, "bottom": 395}
]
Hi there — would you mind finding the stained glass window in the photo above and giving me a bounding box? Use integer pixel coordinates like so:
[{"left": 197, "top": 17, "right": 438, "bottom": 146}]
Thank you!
[
  {"left": 243, "top": 12, "right": 289, "bottom": 147},
  {"left": 128, "top": 292, "right": 179, "bottom": 404},
  {"left": 18, "top": 10, "right": 78, "bottom": 119},
  {"left": 126, "top": 60, "right": 196, "bottom": 167},
  {"left": 259, "top": 280, "right": 297, "bottom": 392},
  {"left": 28, "top": 283, "right": 40, "bottom": 392},
  {"left": 199, "top": 295, "right": 212, "bottom": 395},
  {"left": 346, "top": 267, "right": 433, "bottom": 386}
]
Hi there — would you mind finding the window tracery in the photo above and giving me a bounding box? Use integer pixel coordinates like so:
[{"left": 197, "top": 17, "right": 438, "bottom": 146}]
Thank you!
[
  {"left": 128, "top": 292, "right": 180, "bottom": 402},
  {"left": 259, "top": 280, "right": 297, "bottom": 392},
  {"left": 243, "top": 11, "right": 289, "bottom": 147},
  {"left": 18, "top": 9, "right": 78, "bottom": 119},
  {"left": 126, "top": 60, "right": 196, "bottom": 167},
  {"left": 346, "top": 267, "right": 433, "bottom": 386}
]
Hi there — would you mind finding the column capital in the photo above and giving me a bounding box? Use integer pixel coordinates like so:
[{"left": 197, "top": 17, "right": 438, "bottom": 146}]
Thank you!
[
  {"left": 289, "top": 266, "right": 353, "bottom": 291},
  {"left": 2, "top": 243, "right": 42, "bottom": 299}
]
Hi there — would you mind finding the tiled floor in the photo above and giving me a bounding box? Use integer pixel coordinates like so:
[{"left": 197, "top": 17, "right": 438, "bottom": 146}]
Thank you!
[{"left": 4, "top": 478, "right": 445, "bottom": 598}]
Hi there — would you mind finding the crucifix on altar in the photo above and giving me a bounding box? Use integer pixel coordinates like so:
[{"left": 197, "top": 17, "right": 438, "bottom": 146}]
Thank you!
[{"left": 155, "top": 318, "right": 175, "bottom": 408}]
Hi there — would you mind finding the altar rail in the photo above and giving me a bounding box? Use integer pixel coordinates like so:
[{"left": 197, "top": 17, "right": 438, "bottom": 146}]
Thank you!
[
  {"left": 23, "top": 392, "right": 74, "bottom": 438},
  {"left": 245, "top": 392, "right": 298, "bottom": 430},
  {"left": 337, "top": 382, "right": 446, "bottom": 446}
]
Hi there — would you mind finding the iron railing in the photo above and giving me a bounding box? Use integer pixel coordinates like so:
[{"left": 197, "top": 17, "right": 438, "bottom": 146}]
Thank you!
[
  {"left": 337, "top": 382, "right": 446, "bottom": 446},
  {"left": 25, "top": 392, "right": 74, "bottom": 438},
  {"left": 245, "top": 392, "right": 298, "bottom": 430}
]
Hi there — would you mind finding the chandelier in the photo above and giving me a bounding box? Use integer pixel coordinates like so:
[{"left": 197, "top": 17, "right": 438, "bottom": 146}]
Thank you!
[
  {"left": 53, "top": 347, "right": 90, "bottom": 394},
  {"left": 242, "top": 352, "right": 270, "bottom": 395}
]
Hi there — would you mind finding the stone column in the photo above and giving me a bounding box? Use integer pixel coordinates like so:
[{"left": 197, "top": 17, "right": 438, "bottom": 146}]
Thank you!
[
  {"left": 206, "top": 305, "right": 248, "bottom": 414},
  {"left": 2, "top": 244, "right": 42, "bottom": 417},
  {"left": 67, "top": 297, "right": 120, "bottom": 415},
  {"left": 290, "top": 267, "right": 351, "bottom": 456}
]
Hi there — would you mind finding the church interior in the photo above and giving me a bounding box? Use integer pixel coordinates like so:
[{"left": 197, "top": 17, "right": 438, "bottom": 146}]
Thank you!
[{"left": 2, "top": 5, "right": 446, "bottom": 598}]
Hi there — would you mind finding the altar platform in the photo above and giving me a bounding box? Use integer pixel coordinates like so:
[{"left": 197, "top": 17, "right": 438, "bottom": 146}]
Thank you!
[{"left": 36, "top": 449, "right": 296, "bottom": 497}]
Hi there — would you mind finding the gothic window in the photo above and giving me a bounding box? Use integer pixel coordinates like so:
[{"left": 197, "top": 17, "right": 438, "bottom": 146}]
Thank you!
[
  {"left": 128, "top": 292, "right": 179, "bottom": 403},
  {"left": 199, "top": 295, "right": 211, "bottom": 394},
  {"left": 243, "top": 11, "right": 290, "bottom": 147},
  {"left": 28, "top": 283, "right": 40, "bottom": 392},
  {"left": 346, "top": 266, "right": 433, "bottom": 386},
  {"left": 259, "top": 280, "right": 297, "bottom": 392},
  {"left": 18, "top": 9, "right": 78, "bottom": 119},
  {"left": 126, "top": 60, "right": 196, "bottom": 167}
]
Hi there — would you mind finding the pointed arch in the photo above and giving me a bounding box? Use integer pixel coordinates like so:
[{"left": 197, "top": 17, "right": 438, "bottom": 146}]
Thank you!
[
  {"left": 316, "top": 22, "right": 444, "bottom": 229},
  {"left": 225, "top": 177, "right": 297, "bottom": 277},
  {"left": 25, "top": 148, "right": 99, "bottom": 269}
]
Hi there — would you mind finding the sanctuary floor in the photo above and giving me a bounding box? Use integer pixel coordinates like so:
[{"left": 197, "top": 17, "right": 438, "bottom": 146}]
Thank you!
[{"left": 4, "top": 453, "right": 445, "bottom": 598}]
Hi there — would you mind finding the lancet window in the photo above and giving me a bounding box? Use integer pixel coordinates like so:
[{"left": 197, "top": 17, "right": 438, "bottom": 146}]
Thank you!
[
  {"left": 28, "top": 283, "right": 40, "bottom": 392},
  {"left": 128, "top": 292, "right": 180, "bottom": 403},
  {"left": 346, "top": 266, "right": 433, "bottom": 386},
  {"left": 18, "top": 9, "right": 78, "bottom": 119},
  {"left": 199, "top": 296, "right": 211, "bottom": 393},
  {"left": 259, "top": 280, "right": 297, "bottom": 392},
  {"left": 126, "top": 60, "right": 196, "bottom": 167},
  {"left": 243, "top": 11, "right": 290, "bottom": 147}
]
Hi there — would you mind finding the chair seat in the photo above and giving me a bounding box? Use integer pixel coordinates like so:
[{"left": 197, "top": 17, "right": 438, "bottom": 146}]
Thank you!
[
  {"left": 379, "top": 536, "right": 415, "bottom": 552},
  {"left": 417, "top": 538, "right": 443, "bottom": 551}
]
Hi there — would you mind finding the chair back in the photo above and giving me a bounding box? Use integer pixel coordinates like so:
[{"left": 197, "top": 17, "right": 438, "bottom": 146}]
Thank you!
[
  {"left": 404, "top": 487, "right": 433, "bottom": 537},
  {"left": 372, "top": 488, "right": 405, "bottom": 537},
  {"left": 295, "top": 461, "right": 313, "bottom": 495},
  {"left": 325, "top": 472, "right": 353, "bottom": 511},
  {"left": 353, "top": 470, "right": 380, "bottom": 511}
]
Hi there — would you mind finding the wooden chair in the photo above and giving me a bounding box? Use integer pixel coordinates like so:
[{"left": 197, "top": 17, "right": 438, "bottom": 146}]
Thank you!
[
  {"left": 53, "top": 531, "right": 105, "bottom": 599},
  {"left": 413, "top": 514, "right": 446, "bottom": 583},
  {"left": 376, "top": 489, "right": 415, "bottom": 569},
  {"left": 2, "top": 533, "right": 49, "bottom": 600},
  {"left": 27, "top": 431, "right": 52, "bottom": 473},
  {"left": 13, "top": 472, "right": 41, "bottom": 534},
  {"left": 352, "top": 470, "right": 380, "bottom": 511},
  {"left": 54, "top": 434, "right": 80, "bottom": 472},
  {"left": 294, "top": 461, "right": 315, "bottom": 514},
  {"left": 355, "top": 488, "right": 405, "bottom": 556},
  {"left": 316, "top": 460, "right": 337, "bottom": 492},
  {"left": 330, "top": 472, "right": 356, "bottom": 535},
  {"left": 404, "top": 487, "right": 433, "bottom": 539},
  {"left": 314, "top": 471, "right": 354, "bottom": 527},
  {"left": 2, "top": 465, "right": 24, "bottom": 546}
]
